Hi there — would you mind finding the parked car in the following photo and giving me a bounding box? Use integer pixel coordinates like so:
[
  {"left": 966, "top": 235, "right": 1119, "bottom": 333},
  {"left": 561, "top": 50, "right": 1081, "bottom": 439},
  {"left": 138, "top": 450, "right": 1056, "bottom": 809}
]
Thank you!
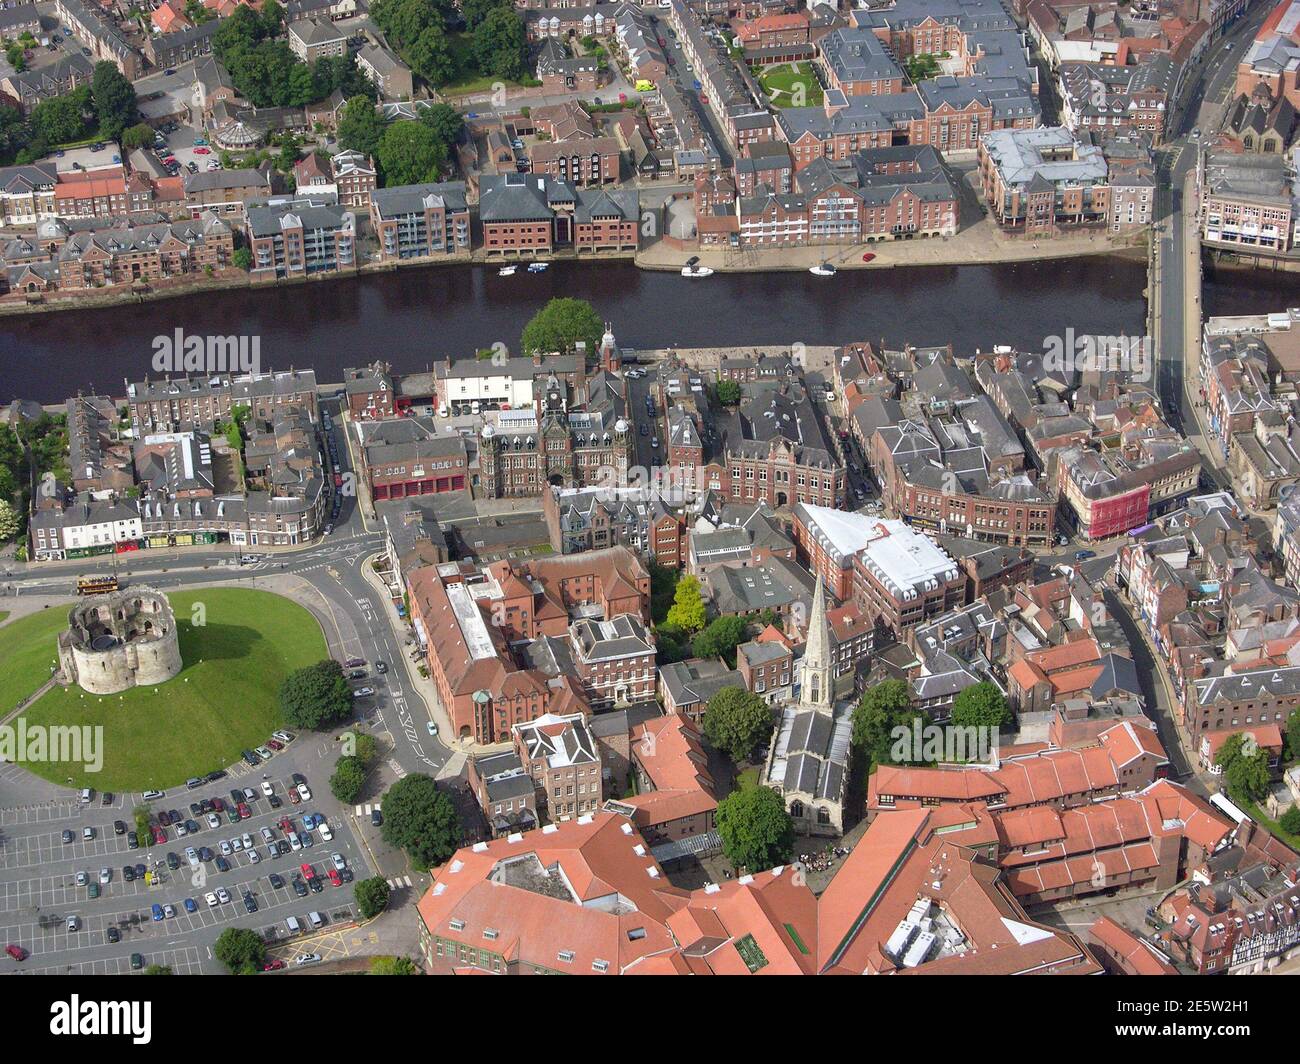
[{"left": 5, "top": 944, "right": 27, "bottom": 961}]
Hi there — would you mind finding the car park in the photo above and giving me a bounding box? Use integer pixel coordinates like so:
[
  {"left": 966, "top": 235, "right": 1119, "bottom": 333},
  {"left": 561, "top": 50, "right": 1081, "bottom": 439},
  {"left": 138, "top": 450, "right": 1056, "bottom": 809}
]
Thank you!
[
  {"left": 263, "top": 959, "right": 285, "bottom": 971},
  {"left": 134, "top": 863, "right": 146, "bottom": 879},
  {"left": 6, "top": 944, "right": 27, "bottom": 961},
  {"left": 76, "top": 870, "right": 88, "bottom": 887},
  {"left": 256, "top": 746, "right": 274, "bottom": 761},
  {"left": 260, "top": 826, "right": 275, "bottom": 843},
  {"left": 238, "top": 802, "right": 251, "bottom": 819},
  {"left": 87, "top": 883, "right": 99, "bottom": 899},
  {"left": 166, "top": 852, "right": 180, "bottom": 870},
  {"left": 288, "top": 789, "right": 301, "bottom": 805}
]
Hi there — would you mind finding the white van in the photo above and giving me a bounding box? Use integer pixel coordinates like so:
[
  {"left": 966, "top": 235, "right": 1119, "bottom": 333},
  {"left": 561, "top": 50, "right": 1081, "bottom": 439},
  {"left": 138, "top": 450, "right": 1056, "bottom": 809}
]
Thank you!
[
  {"left": 308, "top": 911, "right": 325, "bottom": 930},
  {"left": 78, "top": 788, "right": 92, "bottom": 804},
  {"left": 284, "top": 915, "right": 302, "bottom": 935}
]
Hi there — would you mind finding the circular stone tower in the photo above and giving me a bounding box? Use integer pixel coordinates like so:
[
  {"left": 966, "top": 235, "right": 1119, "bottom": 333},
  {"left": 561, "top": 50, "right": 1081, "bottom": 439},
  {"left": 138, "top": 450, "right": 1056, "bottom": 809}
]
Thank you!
[{"left": 57, "top": 587, "right": 183, "bottom": 695}]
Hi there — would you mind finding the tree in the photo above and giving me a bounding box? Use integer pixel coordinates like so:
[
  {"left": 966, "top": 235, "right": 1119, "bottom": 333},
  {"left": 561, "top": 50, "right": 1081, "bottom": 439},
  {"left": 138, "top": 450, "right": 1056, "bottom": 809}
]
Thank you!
[
  {"left": 716, "top": 785, "right": 793, "bottom": 872},
  {"left": 355, "top": 877, "right": 392, "bottom": 919},
  {"left": 369, "top": 955, "right": 419, "bottom": 974},
  {"left": 1214, "top": 733, "right": 1249, "bottom": 776},
  {"left": 1225, "top": 748, "right": 1271, "bottom": 804},
  {"left": 715, "top": 379, "right": 741, "bottom": 405},
  {"left": 380, "top": 773, "right": 462, "bottom": 870},
  {"left": 279, "top": 658, "right": 353, "bottom": 730},
  {"left": 1280, "top": 805, "right": 1300, "bottom": 836},
  {"left": 233, "top": 247, "right": 252, "bottom": 271},
  {"left": 461, "top": 0, "right": 511, "bottom": 30},
  {"left": 144, "top": 965, "right": 173, "bottom": 974},
  {"left": 119, "top": 122, "right": 155, "bottom": 150},
  {"left": 702, "top": 686, "right": 774, "bottom": 763},
  {"left": 261, "top": 0, "right": 284, "bottom": 37},
  {"left": 407, "top": 23, "right": 456, "bottom": 85},
  {"left": 692, "top": 614, "right": 748, "bottom": 665},
  {"left": 520, "top": 297, "right": 604, "bottom": 359},
  {"left": 337, "top": 95, "right": 387, "bottom": 158},
  {"left": 950, "top": 681, "right": 1010, "bottom": 730},
  {"left": 91, "top": 62, "right": 138, "bottom": 141},
  {"left": 665, "top": 573, "right": 706, "bottom": 633},
  {"left": 420, "top": 102, "right": 464, "bottom": 151},
  {"left": 30, "top": 92, "right": 90, "bottom": 146},
  {"left": 377, "top": 119, "right": 446, "bottom": 186},
  {"left": 214, "top": 927, "right": 266, "bottom": 974},
  {"left": 330, "top": 754, "right": 367, "bottom": 804},
  {"left": 472, "top": 6, "right": 525, "bottom": 80},
  {"left": 0, "top": 500, "right": 18, "bottom": 540},
  {"left": 369, "top": 0, "right": 454, "bottom": 52},
  {"left": 851, "top": 679, "right": 918, "bottom": 768},
  {"left": 1286, "top": 709, "right": 1300, "bottom": 762}
]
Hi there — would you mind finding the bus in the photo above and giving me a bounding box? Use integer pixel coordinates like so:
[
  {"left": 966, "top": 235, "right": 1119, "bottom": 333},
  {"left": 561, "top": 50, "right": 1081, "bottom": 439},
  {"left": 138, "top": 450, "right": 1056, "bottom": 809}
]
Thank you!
[{"left": 77, "top": 574, "right": 119, "bottom": 595}]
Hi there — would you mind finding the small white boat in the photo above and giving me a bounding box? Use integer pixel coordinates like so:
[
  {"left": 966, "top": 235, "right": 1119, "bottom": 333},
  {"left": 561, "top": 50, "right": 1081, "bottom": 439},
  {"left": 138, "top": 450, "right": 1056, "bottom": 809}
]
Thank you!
[
  {"left": 681, "top": 256, "right": 714, "bottom": 278},
  {"left": 498, "top": 265, "right": 517, "bottom": 276},
  {"left": 527, "top": 262, "right": 548, "bottom": 273},
  {"left": 810, "top": 262, "right": 837, "bottom": 277}
]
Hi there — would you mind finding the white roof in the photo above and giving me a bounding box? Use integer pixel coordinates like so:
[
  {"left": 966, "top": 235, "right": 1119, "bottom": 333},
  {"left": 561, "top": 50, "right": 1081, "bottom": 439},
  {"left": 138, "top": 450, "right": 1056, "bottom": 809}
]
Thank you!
[{"left": 446, "top": 581, "right": 496, "bottom": 661}]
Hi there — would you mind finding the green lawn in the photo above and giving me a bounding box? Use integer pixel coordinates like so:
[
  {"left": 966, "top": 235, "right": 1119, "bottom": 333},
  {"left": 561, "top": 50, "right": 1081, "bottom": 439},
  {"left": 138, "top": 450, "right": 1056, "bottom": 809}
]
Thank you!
[
  {"left": 756, "top": 62, "right": 823, "bottom": 108},
  {"left": 438, "top": 34, "right": 526, "bottom": 96},
  {"left": 16, "top": 589, "right": 327, "bottom": 791},
  {"left": 0, "top": 606, "right": 72, "bottom": 718}
]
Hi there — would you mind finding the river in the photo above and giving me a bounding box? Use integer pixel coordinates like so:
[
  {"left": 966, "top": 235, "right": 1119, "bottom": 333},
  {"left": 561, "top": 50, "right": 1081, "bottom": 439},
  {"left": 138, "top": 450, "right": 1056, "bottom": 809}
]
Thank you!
[{"left": 0, "top": 253, "right": 1257, "bottom": 404}]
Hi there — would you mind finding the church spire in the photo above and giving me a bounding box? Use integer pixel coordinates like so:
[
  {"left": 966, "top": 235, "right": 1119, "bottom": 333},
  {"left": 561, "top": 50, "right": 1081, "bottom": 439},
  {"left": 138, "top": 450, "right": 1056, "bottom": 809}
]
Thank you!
[{"left": 799, "top": 573, "right": 834, "bottom": 714}]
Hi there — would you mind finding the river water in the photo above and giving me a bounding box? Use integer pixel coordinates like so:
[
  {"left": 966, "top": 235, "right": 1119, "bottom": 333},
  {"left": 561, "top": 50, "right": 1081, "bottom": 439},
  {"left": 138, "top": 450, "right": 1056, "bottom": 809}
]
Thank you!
[{"left": 0, "top": 254, "right": 1278, "bottom": 403}]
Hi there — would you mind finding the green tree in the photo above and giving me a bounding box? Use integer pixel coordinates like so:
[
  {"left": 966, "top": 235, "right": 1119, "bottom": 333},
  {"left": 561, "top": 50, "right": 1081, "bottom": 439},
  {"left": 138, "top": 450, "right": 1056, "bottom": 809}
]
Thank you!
[
  {"left": 214, "top": 927, "right": 266, "bottom": 974},
  {"left": 369, "top": 954, "right": 419, "bottom": 974},
  {"left": 520, "top": 297, "right": 604, "bottom": 359},
  {"left": 715, "top": 379, "right": 741, "bottom": 405},
  {"left": 279, "top": 659, "right": 353, "bottom": 730},
  {"left": 0, "top": 500, "right": 18, "bottom": 540},
  {"left": 355, "top": 876, "right": 392, "bottom": 919},
  {"left": 380, "top": 773, "right": 462, "bottom": 870},
  {"left": 261, "top": 0, "right": 284, "bottom": 37},
  {"left": 30, "top": 92, "right": 90, "bottom": 146},
  {"left": 692, "top": 614, "right": 748, "bottom": 665},
  {"left": 233, "top": 247, "right": 252, "bottom": 271},
  {"left": 420, "top": 102, "right": 464, "bottom": 154},
  {"left": 716, "top": 785, "right": 793, "bottom": 872},
  {"left": 119, "top": 122, "right": 155, "bottom": 149},
  {"left": 851, "top": 679, "right": 918, "bottom": 767},
  {"left": 354, "top": 732, "right": 378, "bottom": 766},
  {"left": 1280, "top": 805, "right": 1300, "bottom": 836},
  {"left": 950, "top": 681, "right": 1010, "bottom": 730},
  {"left": 461, "top": 0, "right": 511, "bottom": 30},
  {"left": 665, "top": 573, "right": 706, "bottom": 633},
  {"left": 1286, "top": 709, "right": 1300, "bottom": 762},
  {"left": 702, "top": 686, "right": 774, "bottom": 763},
  {"left": 144, "top": 964, "right": 173, "bottom": 974},
  {"left": 1214, "top": 733, "right": 1248, "bottom": 776},
  {"left": 330, "top": 754, "right": 367, "bottom": 804},
  {"left": 91, "top": 61, "right": 138, "bottom": 141},
  {"left": 133, "top": 804, "right": 151, "bottom": 840},
  {"left": 377, "top": 119, "right": 445, "bottom": 185},
  {"left": 472, "top": 6, "right": 525, "bottom": 80},
  {"left": 337, "top": 95, "right": 387, "bottom": 159},
  {"left": 1225, "top": 748, "right": 1271, "bottom": 804},
  {"left": 407, "top": 23, "right": 456, "bottom": 85}
]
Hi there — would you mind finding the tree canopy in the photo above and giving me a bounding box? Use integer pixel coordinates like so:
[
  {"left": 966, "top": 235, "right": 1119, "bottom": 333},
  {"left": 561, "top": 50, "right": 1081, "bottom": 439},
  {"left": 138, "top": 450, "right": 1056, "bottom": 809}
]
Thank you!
[
  {"left": 379, "top": 773, "right": 462, "bottom": 870},
  {"left": 91, "top": 62, "right": 138, "bottom": 141},
  {"left": 337, "top": 96, "right": 388, "bottom": 158},
  {"left": 665, "top": 573, "right": 707, "bottom": 634},
  {"left": 279, "top": 659, "right": 353, "bottom": 730},
  {"left": 355, "top": 876, "right": 392, "bottom": 919},
  {"left": 950, "top": 682, "right": 1010, "bottom": 730},
  {"left": 692, "top": 614, "right": 749, "bottom": 667},
  {"left": 851, "top": 679, "right": 921, "bottom": 769},
  {"left": 377, "top": 119, "right": 446, "bottom": 186},
  {"left": 329, "top": 754, "right": 368, "bottom": 805},
  {"left": 702, "top": 686, "right": 774, "bottom": 764},
  {"left": 214, "top": 927, "right": 266, "bottom": 974},
  {"left": 520, "top": 298, "right": 604, "bottom": 359},
  {"left": 716, "top": 785, "right": 794, "bottom": 873}
]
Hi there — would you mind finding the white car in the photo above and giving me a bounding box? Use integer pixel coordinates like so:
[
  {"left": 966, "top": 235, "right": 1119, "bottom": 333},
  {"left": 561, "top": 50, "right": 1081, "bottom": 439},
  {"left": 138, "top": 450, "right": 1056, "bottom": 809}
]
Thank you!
[
  {"left": 175, "top": 821, "right": 189, "bottom": 837},
  {"left": 206, "top": 813, "right": 221, "bottom": 830},
  {"left": 288, "top": 831, "right": 302, "bottom": 851},
  {"left": 256, "top": 746, "right": 274, "bottom": 761},
  {"left": 330, "top": 852, "right": 347, "bottom": 872},
  {"left": 185, "top": 847, "right": 200, "bottom": 868},
  {"left": 241, "top": 833, "right": 254, "bottom": 850},
  {"left": 272, "top": 731, "right": 295, "bottom": 744},
  {"left": 260, "top": 826, "right": 275, "bottom": 843},
  {"left": 229, "top": 837, "right": 243, "bottom": 852},
  {"left": 294, "top": 953, "right": 321, "bottom": 966},
  {"left": 248, "top": 847, "right": 261, "bottom": 864},
  {"left": 205, "top": 891, "right": 218, "bottom": 908},
  {"left": 99, "top": 867, "right": 111, "bottom": 884},
  {"left": 318, "top": 822, "right": 333, "bottom": 842},
  {"left": 216, "top": 887, "right": 232, "bottom": 904},
  {"left": 296, "top": 783, "right": 312, "bottom": 802},
  {"left": 219, "top": 840, "right": 233, "bottom": 857},
  {"left": 260, "top": 781, "right": 274, "bottom": 798},
  {"left": 76, "top": 871, "right": 88, "bottom": 887}
]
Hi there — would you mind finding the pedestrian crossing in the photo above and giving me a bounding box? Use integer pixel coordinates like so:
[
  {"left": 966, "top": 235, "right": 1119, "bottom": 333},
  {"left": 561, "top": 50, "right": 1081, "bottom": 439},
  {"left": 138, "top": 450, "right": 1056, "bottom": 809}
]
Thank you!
[
  {"left": 353, "top": 803, "right": 382, "bottom": 817},
  {"left": 386, "top": 876, "right": 412, "bottom": 890}
]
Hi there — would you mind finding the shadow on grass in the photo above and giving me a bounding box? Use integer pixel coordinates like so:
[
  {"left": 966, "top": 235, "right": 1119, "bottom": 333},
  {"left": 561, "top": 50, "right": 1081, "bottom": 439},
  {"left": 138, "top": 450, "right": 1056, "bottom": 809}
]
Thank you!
[{"left": 174, "top": 621, "right": 274, "bottom": 664}]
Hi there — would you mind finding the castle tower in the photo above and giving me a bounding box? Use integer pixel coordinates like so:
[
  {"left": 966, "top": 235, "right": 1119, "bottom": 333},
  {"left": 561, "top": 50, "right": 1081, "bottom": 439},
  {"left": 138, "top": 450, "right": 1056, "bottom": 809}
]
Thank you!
[{"left": 798, "top": 573, "right": 834, "bottom": 715}]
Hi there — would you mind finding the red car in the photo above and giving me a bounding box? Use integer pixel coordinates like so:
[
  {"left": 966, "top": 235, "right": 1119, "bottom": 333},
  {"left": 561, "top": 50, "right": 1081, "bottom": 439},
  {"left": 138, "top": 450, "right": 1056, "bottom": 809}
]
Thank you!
[
  {"left": 300, "top": 862, "right": 315, "bottom": 880},
  {"left": 267, "top": 739, "right": 283, "bottom": 751},
  {"left": 152, "top": 827, "right": 166, "bottom": 845},
  {"left": 279, "top": 816, "right": 294, "bottom": 833},
  {"left": 328, "top": 868, "right": 342, "bottom": 888},
  {"left": 262, "top": 959, "right": 285, "bottom": 971},
  {"left": 211, "top": 797, "right": 224, "bottom": 812},
  {"left": 237, "top": 802, "right": 251, "bottom": 819},
  {"left": 193, "top": 146, "right": 210, "bottom": 155},
  {"left": 5, "top": 944, "right": 27, "bottom": 961},
  {"left": 861, "top": 252, "right": 876, "bottom": 263},
  {"left": 287, "top": 789, "right": 301, "bottom": 805}
]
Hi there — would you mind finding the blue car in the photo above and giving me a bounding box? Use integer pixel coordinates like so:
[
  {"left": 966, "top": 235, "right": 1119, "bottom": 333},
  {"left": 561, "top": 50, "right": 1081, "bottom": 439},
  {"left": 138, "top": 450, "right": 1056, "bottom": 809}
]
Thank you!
[
  {"left": 151, "top": 903, "right": 164, "bottom": 921},
  {"left": 183, "top": 897, "right": 197, "bottom": 913},
  {"left": 215, "top": 856, "right": 231, "bottom": 873}
]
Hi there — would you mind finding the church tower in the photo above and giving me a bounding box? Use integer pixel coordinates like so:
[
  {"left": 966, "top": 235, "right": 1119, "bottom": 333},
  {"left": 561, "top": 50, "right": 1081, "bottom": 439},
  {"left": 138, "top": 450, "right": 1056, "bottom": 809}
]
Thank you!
[{"left": 798, "top": 573, "right": 834, "bottom": 715}]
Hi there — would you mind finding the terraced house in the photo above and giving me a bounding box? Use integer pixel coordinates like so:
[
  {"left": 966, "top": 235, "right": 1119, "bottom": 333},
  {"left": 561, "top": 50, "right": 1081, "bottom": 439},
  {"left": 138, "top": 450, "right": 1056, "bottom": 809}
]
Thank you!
[
  {"left": 370, "top": 181, "right": 470, "bottom": 262},
  {"left": 245, "top": 204, "right": 356, "bottom": 278}
]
